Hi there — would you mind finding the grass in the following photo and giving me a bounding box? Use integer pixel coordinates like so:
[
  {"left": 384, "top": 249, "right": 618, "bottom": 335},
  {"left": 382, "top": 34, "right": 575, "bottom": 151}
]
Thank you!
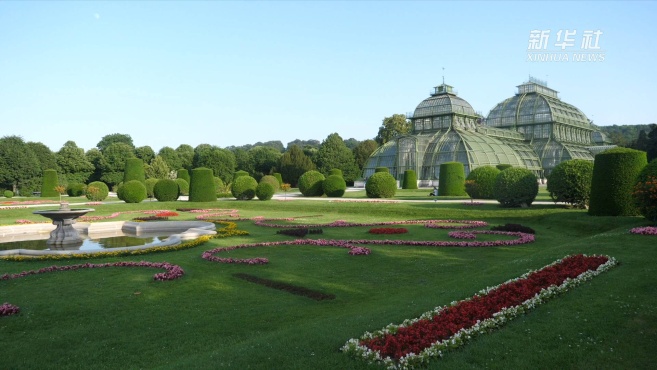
[{"left": 0, "top": 192, "right": 655, "bottom": 369}]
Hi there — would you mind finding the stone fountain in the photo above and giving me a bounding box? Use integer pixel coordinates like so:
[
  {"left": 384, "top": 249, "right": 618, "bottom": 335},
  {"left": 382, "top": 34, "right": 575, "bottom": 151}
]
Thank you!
[{"left": 33, "top": 203, "right": 94, "bottom": 246}]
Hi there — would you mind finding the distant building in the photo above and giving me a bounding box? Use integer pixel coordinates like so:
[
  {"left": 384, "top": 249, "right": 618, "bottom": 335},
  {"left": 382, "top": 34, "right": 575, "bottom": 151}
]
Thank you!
[{"left": 363, "top": 77, "right": 612, "bottom": 185}]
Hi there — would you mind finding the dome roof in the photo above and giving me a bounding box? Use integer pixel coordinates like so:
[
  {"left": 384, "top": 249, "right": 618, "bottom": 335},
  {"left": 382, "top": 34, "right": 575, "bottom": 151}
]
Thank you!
[{"left": 412, "top": 84, "right": 477, "bottom": 119}]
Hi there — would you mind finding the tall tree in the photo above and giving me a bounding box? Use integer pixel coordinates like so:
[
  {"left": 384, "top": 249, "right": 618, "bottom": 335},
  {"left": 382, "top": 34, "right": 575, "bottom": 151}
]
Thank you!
[
  {"left": 99, "top": 142, "right": 135, "bottom": 187},
  {"left": 249, "top": 146, "right": 282, "bottom": 177},
  {"left": 343, "top": 138, "right": 360, "bottom": 150},
  {"left": 56, "top": 141, "right": 94, "bottom": 184},
  {"left": 145, "top": 155, "right": 172, "bottom": 179},
  {"left": 85, "top": 148, "right": 104, "bottom": 183},
  {"left": 0, "top": 136, "right": 40, "bottom": 193},
  {"left": 278, "top": 145, "right": 315, "bottom": 187},
  {"left": 232, "top": 148, "right": 254, "bottom": 174},
  {"left": 286, "top": 139, "right": 320, "bottom": 151},
  {"left": 193, "top": 145, "right": 236, "bottom": 184},
  {"left": 158, "top": 146, "right": 182, "bottom": 171},
  {"left": 175, "top": 144, "right": 195, "bottom": 170},
  {"left": 375, "top": 114, "right": 412, "bottom": 145},
  {"left": 96, "top": 133, "right": 134, "bottom": 153},
  {"left": 353, "top": 139, "right": 379, "bottom": 172},
  {"left": 646, "top": 124, "right": 657, "bottom": 161},
  {"left": 135, "top": 146, "right": 155, "bottom": 164},
  {"left": 314, "top": 133, "right": 360, "bottom": 183},
  {"left": 26, "top": 142, "right": 59, "bottom": 173}
]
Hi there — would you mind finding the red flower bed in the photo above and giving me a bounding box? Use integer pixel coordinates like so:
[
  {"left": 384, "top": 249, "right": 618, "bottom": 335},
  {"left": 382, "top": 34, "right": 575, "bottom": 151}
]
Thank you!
[
  {"left": 156, "top": 211, "right": 179, "bottom": 217},
  {"left": 369, "top": 227, "right": 408, "bottom": 235}
]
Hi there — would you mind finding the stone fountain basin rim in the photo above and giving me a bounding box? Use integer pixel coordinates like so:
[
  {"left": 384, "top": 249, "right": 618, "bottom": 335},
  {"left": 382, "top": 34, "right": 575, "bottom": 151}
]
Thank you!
[{"left": 0, "top": 221, "right": 216, "bottom": 257}]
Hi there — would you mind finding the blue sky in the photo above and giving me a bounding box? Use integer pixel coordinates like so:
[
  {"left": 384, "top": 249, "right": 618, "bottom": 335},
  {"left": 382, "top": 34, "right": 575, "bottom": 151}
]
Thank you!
[{"left": 1, "top": 1, "right": 655, "bottom": 152}]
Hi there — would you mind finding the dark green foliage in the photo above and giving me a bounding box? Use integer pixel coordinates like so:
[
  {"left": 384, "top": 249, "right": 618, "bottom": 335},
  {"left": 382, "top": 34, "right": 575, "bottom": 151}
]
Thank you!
[
  {"left": 279, "top": 145, "right": 316, "bottom": 187},
  {"left": 438, "top": 162, "right": 466, "bottom": 196},
  {"left": 375, "top": 167, "right": 389, "bottom": 173},
  {"left": 494, "top": 168, "right": 538, "bottom": 207},
  {"left": 189, "top": 167, "right": 217, "bottom": 202},
  {"left": 589, "top": 147, "right": 647, "bottom": 216},
  {"left": 192, "top": 145, "right": 235, "bottom": 184},
  {"left": 353, "top": 139, "right": 379, "bottom": 172},
  {"left": 547, "top": 159, "right": 594, "bottom": 208},
  {"left": 98, "top": 142, "right": 135, "bottom": 188},
  {"left": 633, "top": 159, "right": 657, "bottom": 222},
  {"left": 276, "top": 228, "right": 323, "bottom": 237},
  {"left": 328, "top": 168, "right": 343, "bottom": 177},
  {"left": 177, "top": 169, "right": 190, "bottom": 184},
  {"left": 40, "top": 169, "right": 59, "bottom": 197},
  {"left": 496, "top": 164, "right": 513, "bottom": 171},
  {"left": 145, "top": 178, "right": 159, "bottom": 198},
  {"left": 365, "top": 171, "right": 397, "bottom": 198},
  {"left": 322, "top": 175, "right": 346, "bottom": 197},
  {"left": 233, "top": 170, "right": 249, "bottom": 180},
  {"left": 96, "top": 133, "right": 134, "bottom": 152},
  {"left": 260, "top": 175, "right": 280, "bottom": 192},
  {"left": 375, "top": 114, "right": 412, "bottom": 145},
  {"left": 134, "top": 146, "right": 155, "bottom": 164},
  {"left": 402, "top": 170, "right": 418, "bottom": 189},
  {"left": 123, "top": 158, "right": 145, "bottom": 184},
  {"left": 27, "top": 142, "right": 58, "bottom": 174},
  {"left": 231, "top": 175, "right": 258, "bottom": 200},
  {"left": 273, "top": 173, "right": 283, "bottom": 185},
  {"left": 314, "top": 133, "right": 360, "bottom": 183},
  {"left": 175, "top": 178, "right": 189, "bottom": 196},
  {"left": 298, "top": 170, "right": 325, "bottom": 197},
  {"left": 56, "top": 141, "right": 94, "bottom": 185},
  {"left": 66, "top": 183, "right": 86, "bottom": 197},
  {"left": 85, "top": 181, "right": 109, "bottom": 201},
  {"left": 255, "top": 182, "right": 275, "bottom": 201},
  {"left": 3, "top": 190, "right": 13, "bottom": 198},
  {"left": 213, "top": 177, "right": 225, "bottom": 196},
  {"left": 0, "top": 136, "right": 40, "bottom": 193},
  {"left": 465, "top": 166, "right": 501, "bottom": 199},
  {"left": 120, "top": 180, "right": 147, "bottom": 203},
  {"left": 158, "top": 147, "right": 182, "bottom": 171},
  {"left": 153, "top": 179, "right": 180, "bottom": 202},
  {"left": 490, "top": 223, "right": 536, "bottom": 234},
  {"left": 115, "top": 182, "right": 125, "bottom": 201},
  {"left": 249, "top": 146, "right": 281, "bottom": 178}
]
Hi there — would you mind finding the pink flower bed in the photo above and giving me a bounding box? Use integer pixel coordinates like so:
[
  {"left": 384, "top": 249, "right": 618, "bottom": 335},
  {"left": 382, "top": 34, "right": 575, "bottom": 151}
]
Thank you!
[
  {"left": 630, "top": 226, "right": 657, "bottom": 235},
  {"left": 254, "top": 218, "right": 488, "bottom": 230}
]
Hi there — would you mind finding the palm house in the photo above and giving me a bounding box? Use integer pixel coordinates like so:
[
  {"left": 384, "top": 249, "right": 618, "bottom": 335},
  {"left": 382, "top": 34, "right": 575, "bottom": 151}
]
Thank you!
[{"left": 362, "top": 77, "right": 612, "bottom": 185}]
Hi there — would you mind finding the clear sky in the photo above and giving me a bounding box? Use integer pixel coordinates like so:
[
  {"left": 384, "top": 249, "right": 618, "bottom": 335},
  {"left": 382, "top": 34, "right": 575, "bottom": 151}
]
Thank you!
[{"left": 1, "top": 1, "right": 655, "bottom": 153}]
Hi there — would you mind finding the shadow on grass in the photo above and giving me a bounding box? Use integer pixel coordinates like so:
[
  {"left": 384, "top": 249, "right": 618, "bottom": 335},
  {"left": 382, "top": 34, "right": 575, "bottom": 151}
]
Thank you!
[{"left": 233, "top": 273, "right": 336, "bottom": 301}]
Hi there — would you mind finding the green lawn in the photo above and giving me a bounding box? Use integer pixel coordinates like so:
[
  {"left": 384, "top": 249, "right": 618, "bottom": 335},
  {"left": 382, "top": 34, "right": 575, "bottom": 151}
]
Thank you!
[{"left": 0, "top": 195, "right": 655, "bottom": 369}]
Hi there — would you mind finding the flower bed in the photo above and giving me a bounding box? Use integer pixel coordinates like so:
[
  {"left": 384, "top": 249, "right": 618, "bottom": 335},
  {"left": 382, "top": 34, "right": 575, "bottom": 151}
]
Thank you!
[
  {"left": 342, "top": 254, "right": 617, "bottom": 369},
  {"left": 254, "top": 218, "right": 488, "bottom": 230},
  {"left": 369, "top": 228, "right": 408, "bottom": 235},
  {"left": 630, "top": 226, "right": 657, "bottom": 235},
  {"left": 276, "top": 228, "right": 324, "bottom": 237}
]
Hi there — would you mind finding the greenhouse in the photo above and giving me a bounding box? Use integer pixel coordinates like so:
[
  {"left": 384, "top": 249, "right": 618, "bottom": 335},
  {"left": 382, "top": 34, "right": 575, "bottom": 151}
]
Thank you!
[{"left": 363, "top": 78, "right": 612, "bottom": 184}]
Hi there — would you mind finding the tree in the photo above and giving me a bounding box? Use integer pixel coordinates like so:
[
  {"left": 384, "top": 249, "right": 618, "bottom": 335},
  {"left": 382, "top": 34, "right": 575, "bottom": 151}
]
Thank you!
[
  {"left": 135, "top": 146, "right": 155, "bottom": 164},
  {"left": 646, "top": 124, "right": 657, "bottom": 162},
  {"left": 96, "top": 133, "right": 134, "bottom": 152},
  {"left": 193, "top": 145, "right": 236, "bottom": 184},
  {"left": 278, "top": 145, "right": 315, "bottom": 187},
  {"left": 56, "top": 141, "right": 94, "bottom": 184},
  {"left": 158, "top": 146, "right": 182, "bottom": 171},
  {"left": 175, "top": 144, "right": 195, "bottom": 170},
  {"left": 343, "top": 138, "right": 360, "bottom": 150},
  {"left": 375, "top": 114, "right": 412, "bottom": 145},
  {"left": 145, "top": 155, "right": 171, "bottom": 179},
  {"left": 232, "top": 148, "right": 254, "bottom": 174},
  {"left": 286, "top": 139, "right": 320, "bottom": 151},
  {"left": 0, "top": 136, "right": 40, "bottom": 193},
  {"left": 253, "top": 140, "right": 284, "bottom": 152},
  {"left": 353, "top": 139, "right": 379, "bottom": 172},
  {"left": 27, "top": 142, "right": 58, "bottom": 173},
  {"left": 85, "top": 148, "right": 104, "bottom": 183},
  {"left": 98, "top": 142, "right": 135, "bottom": 187},
  {"left": 314, "top": 133, "right": 360, "bottom": 183},
  {"left": 249, "top": 146, "right": 281, "bottom": 178}
]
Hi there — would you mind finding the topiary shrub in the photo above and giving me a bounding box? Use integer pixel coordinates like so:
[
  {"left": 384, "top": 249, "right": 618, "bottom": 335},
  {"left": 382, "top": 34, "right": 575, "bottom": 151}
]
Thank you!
[
  {"left": 189, "top": 167, "right": 217, "bottom": 202},
  {"left": 115, "top": 182, "right": 125, "bottom": 201},
  {"left": 366, "top": 171, "right": 397, "bottom": 198},
  {"left": 494, "top": 168, "right": 538, "bottom": 207},
  {"left": 154, "top": 179, "right": 180, "bottom": 202},
  {"left": 323, "top": 174, "right": 346, "bottom": 197},
  {"left": 328, "top": 168, "right": 343, "bottom": 177},
  {"left": 273, "top": 172, "right": 283, "bottom": 185},
  {"left": 66, "top": 183, "right": 86, "bottom": 197},
  {"left": 402, "top": 169, "right": 418, "bottom": 189},
  {"left": 120, "top": 180, "right": 147, "bottom": 203},
  {"left": 231, "top": 175, "right": 258, "bottom": 200},
  {"left": 40, "top": 169, "right": 59, "bottom": 197},
  {"left": 589, "top": 147, "right": 647, "bottom": 216},
  {"left": 259, "top": 175, "right": 280, "bottom": 192},
  {"left": 123, "top": 158, "right": 145, "bottom": 184},
  {"left": 175, "top": 178, "right": 189, "bottom": 196},
  {"left": 375, "top": 167, "right": 389, "bottom": 173},
  {"left": 85, "top": 181, "right": 109, "bottom": 201},
  {"left": 233, "top": 170, "right": 249, "bottom": 180},
  {"left": 547, "top": 159, "right": 594, "bottom": 209},
  {"left": 145, "top": 178, "right": 159, "bottom": 198},
  {"left": 633, "top": 158, "right": 657, "bottom": 223},
  {"left": 465, "top": 166, "right": 501, "bottom": 199},
  {"left": 496, "top": 164, "right": 513, "bottom": 171},
  {"left": 213, "top": 177, "right": 225, "bottom": 196},
  {"left": 438, "top": 162, "right": 466, "bottom": 196},
  {"left": 490, "top": 223, "right": 536, "bottom": 234},
  {"left": 298, "top": 170, "right": 325, "bottom": 197},
  {"left": 256, "top": 182, "right": 275, "bottom": 201},
  {"left": 3, "top": 190, "right": 14, "bottom": 198},
  {"left": 177, "top": 168, "right": 190, "bottom": 184}
]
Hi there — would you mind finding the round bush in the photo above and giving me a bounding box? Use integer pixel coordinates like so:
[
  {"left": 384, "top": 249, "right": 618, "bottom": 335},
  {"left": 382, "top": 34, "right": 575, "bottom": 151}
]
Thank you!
[
  {"left": 66, "top": 183, "right": 86, "bottom": 197},
  {"left": 145, "top": 178, "right": 159, "bottom": 198},
  {"left": 589, "top": 147, "right": 647, "bottom": 216},
  {"left": 175, "top": 178, "right": 189, "bottom": 196},
  {"left": 366, "top": 171, "right": 397, "bottom": 198},
  {"left": 3, "top": 190, "right": 14, "bottom": 198},
  {"left": 465, "top": 166, "right": 501, "bottom": 199},
  {"left": 259, "top": 175, "right": 280, "bottom": 192},
  {"left": 547, "top": 159, "right": 594, "bottom": 208},
  {"left": 177, "top": 168, "right": 190, "bottom": 184},
  {"left": 298, "top": 170, "right": 326, "bottom": 197},
  {"left": 85, "top": 181, "right": 109, "bottom": 201},
  {"left": 375, "top": 167, "right": 389, "bottom": 173},
  {"left": 402, "top": 169, "right": 418, "bottom": 189},
  {"left": 154, "top": 179, "right": 180, "bottom": 202},
  {"left": 231, "top": 175, "right": 258, "bottom": 200},
  {"left": 256, "top": 182, "right": 275, "bottom": 201},
  {"left": 189, "top": 167, "right": 217, "bottom": 202},
  {"left": 439, "top": 162, "right": 466, "bottom": 196},
  {"left": 123, "top": 158, "right": 145, "bottom": 184},
  {"left": 115, "top": 182, "right": 125, "bottom": 201},
  {"left": 119, "top": 180, "right": 145, "bottom": 203},
  {"left": 494, "top": 168, "right": 538, "bottom": 207},
  {"left": 633, "top": 158, "right": 657, "bottom": 222},
  {"left": 40, "top": 169, "right": 59, "bottom": 197},
  {"left": 323, "top": 174, "right": 346, "bottom": 197},
  {"left": 328, "top": 168, "right": 343, "bottom": 177},
  {"left": 233, "top": 170, "right": 249, "bottom": 180}
]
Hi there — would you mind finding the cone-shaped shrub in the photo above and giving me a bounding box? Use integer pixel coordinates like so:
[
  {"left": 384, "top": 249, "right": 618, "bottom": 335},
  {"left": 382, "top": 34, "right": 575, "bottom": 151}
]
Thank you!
[
  {"left": 323, "top": 174, "right": 346, "bottom": 197},
  {"left": 176, "top": 168, "right": 190, "bottom": 184},
  {"left": 40, "top": 169, "right": 59, "bottom": 197},
  {"left": 465, "top": 166, "right": 500, "bottom": 199},
  {"left": 298, "top": 170, "right": 325, "bottom": 197},
  {"left": 175, "top": 178, "right": 189, "bottom": 196},
  {"left": 589, "top": 147, "right": 647, "bottom": 216},
  {"left": 85, "top": 181, "right": 109, "bottom": 201},
  {"left": 494, "top": 167, "right": 538, "bottom": 207},
  {"left": 154, "top": 179, "right": 180, "bottom": 201},
  {"left": 256, "top": 182, "right": 275, "bottom": 201},
  {"left": 375, "top": 167, "right": 389, "bottom": 173},
  {"left": 438, "top": 162, "right": 466, "bottom": 196},
  {"left": 145, "top": 178, "right": 159, "bottom": 198},
  {"left": 121, "top": 180, "right": 147, "bottom": 203},
  {"left": 189, "top": 167, "right": 217, "bottom": 202},
  {"left": 402, "top": 170, "right": 418, "bottom": 189},
  {"left": 66, "top": 183, "right": 86, "bottom": 197},
  {"left": 260, "top": 175, "right": 280, "bottom": 192},
  {"left": 123, "top": 158, "right": 145, "bottom": 184},
  {"left": 232, "top": 175, "right": 258, "bottom": 200},
  {"left": 547, "top": 159, "right": 594, "bottom": 208},
  {"left": 366, "top": 171, "right": 397, "bottom": 198}
]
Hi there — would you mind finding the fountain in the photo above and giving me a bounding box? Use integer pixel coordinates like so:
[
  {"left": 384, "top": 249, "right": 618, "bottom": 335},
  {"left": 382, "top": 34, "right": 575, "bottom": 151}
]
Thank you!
[{"left": 32, "top": 203, "right": 94, "bottom": 247}]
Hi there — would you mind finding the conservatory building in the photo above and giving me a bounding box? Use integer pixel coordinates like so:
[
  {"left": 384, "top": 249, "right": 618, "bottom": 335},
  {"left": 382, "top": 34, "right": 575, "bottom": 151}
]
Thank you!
[{"left": 362, "top": 78, "right": 612, "bottom": 185}]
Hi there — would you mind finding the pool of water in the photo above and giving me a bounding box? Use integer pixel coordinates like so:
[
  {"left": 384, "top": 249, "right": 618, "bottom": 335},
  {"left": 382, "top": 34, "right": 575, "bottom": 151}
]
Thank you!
[{"left": 0, "top": 233, "right": 172, "bottom": 251}]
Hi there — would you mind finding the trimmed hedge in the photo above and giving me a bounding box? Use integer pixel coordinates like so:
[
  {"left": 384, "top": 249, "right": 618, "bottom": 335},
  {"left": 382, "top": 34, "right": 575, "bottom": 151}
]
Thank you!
[
  {"left": 175, "top": 178, "right": 189, "bottom": 196},
  {"left": 465, "top": 166, "right": 500, "bottom": 199},
  {"left": 366, "top": 171, "right": 397, "bottom": 198},
  {"left": 3, "top": 190, "right": 14, "bottom": 198},
  {"left": 154, "top": 179, "right": 180, "bottom": 202},
  {"left": 66, "top": 183, "right": 86, "bottom": 197},
  {"left": 189, "top": 167, "right": 217, "bottom": 202},
  {"left": 402, "top": 169, "right": 418, "bottom": 189},
  {"left": 589, "top": 147, "right": 647, "bottom": 216},
  {"left": 40, "top": 169, "right": 59, "bottom": 197},
  {"left": 273, "top": 172, "right": 283, "bottom": 185},
  {"left": 85, "top": 181, "right": 109, "bottom": 201},
  {"left": 633, "top": 158, "right": 657, "bottom": 222},
  {"left": 123, "top": 158, "right": 145, "bottom": 184},
  {"left": 260, "top": 175, "right": 280, "bottom": 192},
  {"left": 120, "top": 180, "right": 147, "bottom": 203},
  {"left": 375, "top": 167, "right": 389, "bottom": 173},
  {"left": 494, "top": 168, "right": 538, "bottom": 207},
  {"left": 145, "top": 178, "right": 159, "bottom": 198},
  {"left": 328, "top": 168, "right": 343, "bottom": 177},
  {"left": 256, "top": 182, "right": 275, "bottom": 201},
  {"left": 214, "top": 177, "right": 225, "bottom": 195},
  {"left": 233, "top": 170, "right": 249, "bottom": 180},
  {"left": 298, "top": 170, "right": 325, "bottom": 197},
  {"left": 438, "top": 162, "right": 466, "bottom": 196},
  {"left": 547, "top": 159, "right": 594, "bottom": 208},
  {"left": 176, "top": 168, "right": 190, "bottom": 184},
  {"left": 231, "top": 175, "right": 258, "bottom": 200},
  {"left": 323, "top": 174, "right": 346, "bottom": 197}
]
